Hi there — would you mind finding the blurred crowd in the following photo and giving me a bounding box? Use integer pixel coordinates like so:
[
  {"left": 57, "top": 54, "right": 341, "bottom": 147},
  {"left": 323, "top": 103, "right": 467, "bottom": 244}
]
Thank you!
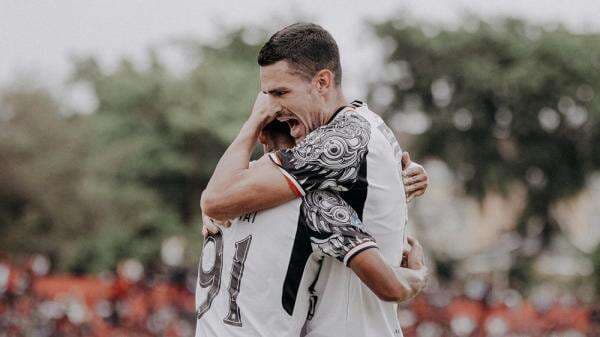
[
  {"left": 1, "top": 255, "right": 597, "bottom": 337},
  {"left": 0, "top": 256, "right": 196, "bottom": 337},
  {"left": 399, "top": 281, "right": 596, "bottom": 337}
]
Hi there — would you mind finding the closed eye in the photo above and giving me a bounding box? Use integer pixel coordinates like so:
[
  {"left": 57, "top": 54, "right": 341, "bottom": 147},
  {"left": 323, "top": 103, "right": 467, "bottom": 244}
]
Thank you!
[{"left": 267, "top": 88, "right": 288, "bottom": 97}]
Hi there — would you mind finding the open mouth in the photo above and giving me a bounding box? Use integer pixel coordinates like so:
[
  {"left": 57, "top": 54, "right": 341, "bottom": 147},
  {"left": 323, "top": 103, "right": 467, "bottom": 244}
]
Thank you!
[
  {"left": 276, "top": 115, "right": 302, "bottom": 138},
  {"left": 285, "top": 118, "right": 300, "bottom": 130},
  {"left": 263, "top": 119, "right": 291, "bottom": 135}
]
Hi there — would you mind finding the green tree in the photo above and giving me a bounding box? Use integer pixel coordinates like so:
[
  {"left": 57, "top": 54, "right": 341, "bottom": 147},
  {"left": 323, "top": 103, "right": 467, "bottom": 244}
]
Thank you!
[
  {"left": 371, "top": 18, "right": 600, "bottom": 285},
  {"left": 0, "top": 29, "right": 265, "bottom": 273}
]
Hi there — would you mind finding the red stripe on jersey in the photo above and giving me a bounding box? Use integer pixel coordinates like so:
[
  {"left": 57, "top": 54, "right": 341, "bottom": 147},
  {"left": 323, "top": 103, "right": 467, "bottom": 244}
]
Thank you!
[{"left": 284, "top": 175, "right": 303, "bottom": 197}]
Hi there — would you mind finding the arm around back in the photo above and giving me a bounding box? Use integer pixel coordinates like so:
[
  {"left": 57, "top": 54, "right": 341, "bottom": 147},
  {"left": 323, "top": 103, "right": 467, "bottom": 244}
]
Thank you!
[{"left": 348, "top": 244, "right": 428, "bottom": 303}]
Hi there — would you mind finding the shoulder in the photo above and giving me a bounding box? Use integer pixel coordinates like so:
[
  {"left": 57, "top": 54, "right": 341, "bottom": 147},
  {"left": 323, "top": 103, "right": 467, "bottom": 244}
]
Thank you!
[
  {"left": 295, "top": 108, "right": 371, "bottom": 160},
  {"left": 326, "top": 108, "right": 371, "bottom": 133}
]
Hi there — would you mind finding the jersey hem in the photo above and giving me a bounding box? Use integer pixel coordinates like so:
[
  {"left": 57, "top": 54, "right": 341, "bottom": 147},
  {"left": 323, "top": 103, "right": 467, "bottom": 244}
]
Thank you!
[{"left": 343, "top": 241, "right": 378, "bottom": 266}]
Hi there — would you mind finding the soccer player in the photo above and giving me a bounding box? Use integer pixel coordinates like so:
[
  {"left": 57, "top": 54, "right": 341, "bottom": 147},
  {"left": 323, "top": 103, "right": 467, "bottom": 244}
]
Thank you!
[
  {"left": 201, "top": 23, "right": 428, "bottom": 337},
  {"left": 196, "top": 123, "right": 427, "bottom": 337}
]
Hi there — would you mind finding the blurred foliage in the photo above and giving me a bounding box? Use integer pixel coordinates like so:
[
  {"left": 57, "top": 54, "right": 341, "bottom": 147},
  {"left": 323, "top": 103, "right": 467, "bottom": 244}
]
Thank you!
[
  {"left": 371, "top": 18, "right": 600, "bottom": 286},
  {"left": 0, "top": 29, "right": 263, "bottom": 273}
]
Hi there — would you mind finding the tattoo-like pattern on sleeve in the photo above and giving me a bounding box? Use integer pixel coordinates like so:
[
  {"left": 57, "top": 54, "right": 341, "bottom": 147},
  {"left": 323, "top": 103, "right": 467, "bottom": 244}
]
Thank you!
[
  {"left": 301, "top": 190, "right": 375, "bottom": 261},
  {"left": 278, "top": 110, "right": 371, "bottom": 192}
]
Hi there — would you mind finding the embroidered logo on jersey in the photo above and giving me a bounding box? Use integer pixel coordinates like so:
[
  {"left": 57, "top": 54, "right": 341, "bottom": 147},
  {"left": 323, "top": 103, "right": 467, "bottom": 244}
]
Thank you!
[{"left": 278, "top": 110, "right": 371, "bottom": 193}]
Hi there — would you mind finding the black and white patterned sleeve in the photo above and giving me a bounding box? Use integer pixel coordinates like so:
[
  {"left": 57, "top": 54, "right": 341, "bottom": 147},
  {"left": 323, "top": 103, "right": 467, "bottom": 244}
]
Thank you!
[
  {"left": 300, "top": 190, "right": 377, "bottom": 266},
  {"left": 268, "top": 110, "right": 370, "bottom": 196}
]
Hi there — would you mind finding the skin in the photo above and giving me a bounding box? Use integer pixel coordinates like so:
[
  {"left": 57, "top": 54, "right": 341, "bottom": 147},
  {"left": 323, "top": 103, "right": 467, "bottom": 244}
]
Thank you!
[
  {"left": 348, "top": 236, "right": 428, "bottom": 302},
  {"left": 401, "top": 152, "right": 429, "bottom": 202},
  {"left": 201, "top": 60, "right": 428, "bottom": 221}
]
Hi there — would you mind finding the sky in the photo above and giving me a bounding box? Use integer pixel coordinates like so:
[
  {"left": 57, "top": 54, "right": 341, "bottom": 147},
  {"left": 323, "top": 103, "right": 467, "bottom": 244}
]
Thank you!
[{"left": 1, "top": 0, "right": 600, "bottom": 109}]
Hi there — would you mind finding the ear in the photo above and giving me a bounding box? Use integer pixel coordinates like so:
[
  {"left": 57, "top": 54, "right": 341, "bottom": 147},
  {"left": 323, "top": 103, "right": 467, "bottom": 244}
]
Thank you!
[{"left": 314, "top": 69, "right": 335, "bottom": 92}]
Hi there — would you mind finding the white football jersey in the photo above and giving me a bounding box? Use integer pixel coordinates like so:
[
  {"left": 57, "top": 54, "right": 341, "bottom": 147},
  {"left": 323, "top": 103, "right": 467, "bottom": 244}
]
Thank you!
[
  {"left": 195, "top": 189, "right": 377, "bottom": 337},
  {"left": 271, "top": 101, "right": 408, "bottom": 337}
]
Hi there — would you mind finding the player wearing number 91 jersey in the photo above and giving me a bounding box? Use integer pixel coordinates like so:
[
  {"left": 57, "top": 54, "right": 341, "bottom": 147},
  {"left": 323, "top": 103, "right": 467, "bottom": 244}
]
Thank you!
[{"left": 195, "top": 189, "right": 377, "bottom": 337}]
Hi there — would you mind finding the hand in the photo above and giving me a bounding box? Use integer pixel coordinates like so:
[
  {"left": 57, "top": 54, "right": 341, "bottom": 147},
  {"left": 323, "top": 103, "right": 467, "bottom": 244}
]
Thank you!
[
  {"left": 401, "top": 152, "right": 428, "bottom": 203},
  {"left": 201, "top": 212, "right": 231, "bottom": 237},
  {"left": 246, "top": 92, "right": 279, "bottom": 135},
  {"left": 404, "top": 236, "right": 429, "bottom": 296},
  {"left": 404, "top": 236, "right": 425, "bottom": 270}
]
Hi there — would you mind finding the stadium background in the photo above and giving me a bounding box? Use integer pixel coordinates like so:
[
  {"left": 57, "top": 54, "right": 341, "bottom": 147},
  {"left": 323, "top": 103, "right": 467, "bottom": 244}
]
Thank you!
[{"left": 1, "top": 1, "right": 598, "bottom": 336}]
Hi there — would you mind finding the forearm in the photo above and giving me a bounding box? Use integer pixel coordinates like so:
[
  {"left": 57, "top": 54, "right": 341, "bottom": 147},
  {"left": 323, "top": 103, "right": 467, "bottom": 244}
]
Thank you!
[
  {"left": 349, "top": 249, "right": 427, "bottom": 303},
  {"left": 201, "top": 122, "right": 259, "bottom": 217}
]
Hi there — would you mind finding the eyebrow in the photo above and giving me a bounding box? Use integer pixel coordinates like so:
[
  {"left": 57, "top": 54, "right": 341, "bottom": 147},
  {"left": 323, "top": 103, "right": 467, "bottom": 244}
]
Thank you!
[{"left": 264, "top": 87, "right": 288, "bottom": 95}]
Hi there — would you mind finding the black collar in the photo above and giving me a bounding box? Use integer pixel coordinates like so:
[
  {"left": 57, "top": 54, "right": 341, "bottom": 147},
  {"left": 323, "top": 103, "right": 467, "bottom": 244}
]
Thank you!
[
  {"left": 326, "top": 105, "right": 349, "bottom": 125},
  {"left": 325, "top": 100, "right": 364, "bottom": 125}
]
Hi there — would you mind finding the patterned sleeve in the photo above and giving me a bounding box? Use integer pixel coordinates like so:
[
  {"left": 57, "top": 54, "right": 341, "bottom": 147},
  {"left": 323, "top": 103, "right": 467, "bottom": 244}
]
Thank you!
[
  {"left": 300, "top": 190, "right": 377, "bottom": 266},
  {"left": 268, "top": 110, "right": 371, "bottom": 196}
]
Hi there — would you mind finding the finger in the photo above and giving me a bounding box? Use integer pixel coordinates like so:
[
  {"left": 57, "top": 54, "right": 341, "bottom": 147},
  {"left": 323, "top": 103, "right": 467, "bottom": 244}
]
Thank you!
[
  {"left": 260, "top": 112, "right": 277, "bottom": 127},
  {"left": 404, "top": 166, "right": 424, "bottom": 177},
  {"left": 407, "top": 236, "right": 422, "bottom": 249},
  {"left": 405, "top": 181, "right": 428, "bottom": 193},
  {"left": 202, "top": 212, "right": 212, "bottom": 224},
  {"left": 403, "top": 174, "right": 427, "bottom": 185},
  {"left": 408, "top": 172, "right": 427, "bottom": 183},
  {"left": 412, "top": 189, "right": 425, "bottom": 198},
  {"left": 409, "top": 248, "right": 424, "bottom": 263},
  {"left": 267, "top": 107, "right": 279, "bottom": 119},
  {"left": 408, "top": 249, "right": 424, "bottom": 264},
  {"left": 406, "top": 235, "right": 421, "bottom": 247},
  {"left": 408, "top": 191, "right": 419, "bottom": 202},
  {"left": 406, "top": 180, "right": 428, "bottom": 192},
  {"left": 202, "top": 226, "right": 208, "bottom": 237},
  {"left": 407, "top": 182, "right": 427, "bottom": 197},
  {"left": 407, "top": 257, "right": 424, "bottom": 270},
  {"left": 401, "top": 152, "right": 411, "bottom": 170},
  {"left": 204, "top": 220, "right": 219, "bottom": 234},
  {"left": 409, "top": 180, "right": 428, "bottom": 195},
  {"left": 222, "top": 220, "right": 232, "bottom": 228},
  {"left": 411, "top": 242, "right": 423, "bottom": 253},
  {"left": 210, "top": 217, "right": 229, "bottom": 226}
]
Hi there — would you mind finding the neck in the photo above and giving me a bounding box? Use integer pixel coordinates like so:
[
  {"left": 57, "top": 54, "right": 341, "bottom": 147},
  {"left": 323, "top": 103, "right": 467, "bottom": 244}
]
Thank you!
[{"left": 319, "top": 90, "right": 348, "bottom": 126}]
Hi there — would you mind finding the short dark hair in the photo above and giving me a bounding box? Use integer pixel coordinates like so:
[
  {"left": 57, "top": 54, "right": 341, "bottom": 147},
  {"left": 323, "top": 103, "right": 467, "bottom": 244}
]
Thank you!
[{"left": 258, "top": 23, "right": 342, "bottom": 86}]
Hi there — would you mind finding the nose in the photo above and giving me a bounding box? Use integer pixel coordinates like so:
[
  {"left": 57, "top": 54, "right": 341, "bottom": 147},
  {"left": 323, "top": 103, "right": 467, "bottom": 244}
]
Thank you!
[{"left": 268, "top": 99, "right": 283, "bottom": 115}]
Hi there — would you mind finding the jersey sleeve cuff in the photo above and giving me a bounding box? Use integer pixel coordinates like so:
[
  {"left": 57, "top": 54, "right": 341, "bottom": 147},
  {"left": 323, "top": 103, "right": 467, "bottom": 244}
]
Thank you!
[
  {"left": 343, "top": 241, "right": 378, "bottom": 267},
  {"left": 268, "top": 152, "right": 306, "bottom": 197}
]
